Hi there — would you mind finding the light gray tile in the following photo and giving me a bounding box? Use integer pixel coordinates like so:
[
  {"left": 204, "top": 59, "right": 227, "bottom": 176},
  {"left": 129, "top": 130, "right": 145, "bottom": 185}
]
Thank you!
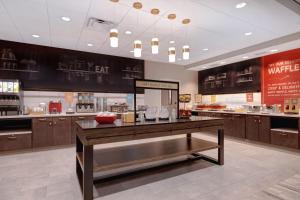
[{"left": 0, "top": 133, "right": 299, "bottom": 200}]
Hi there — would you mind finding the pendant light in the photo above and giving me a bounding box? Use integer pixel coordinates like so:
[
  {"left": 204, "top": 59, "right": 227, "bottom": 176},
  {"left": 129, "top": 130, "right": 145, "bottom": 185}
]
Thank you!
[
  {"left": 151, "top": 38, "right": 159, "bottom": 54},
  {"left": 168, "top": 47, "right": 176, "bottom": 63},
  {"left": 167, "top": 13, "right": 176, "bottom": 62},
  {"left": 133, "top": 2, "right": 143, "bottom": 57},
  {"left": 110, "top": 28, "right": 118, "bottom": 48},
  {"left": 150, "top": 8, "right": 160, "bottom": 55},
  {"left": 182, "top": 45, "right": 190, "bottom": 60},
  {"left": 182, "top": 18, "right": 191, "bottom": 60},
  {"left": 109, "top": 0, "right": 119, "bottom": 48},
  {"left": 134, "top": 40, "right": 142, "bottom": 57}
]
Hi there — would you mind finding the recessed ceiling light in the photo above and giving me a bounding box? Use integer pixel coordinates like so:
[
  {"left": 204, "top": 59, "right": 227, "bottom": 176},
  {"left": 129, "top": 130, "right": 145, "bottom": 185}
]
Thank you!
[
  {"left": 244, "top": 32, "right": 252, "bottom": 36},
  {"left": 32, "top": 34, "right": 40, "bottom": 38},
  {"left": 87, "top": 43, "right": 93, "bottom": 47},
  {"left": 270, "top": 49, "right": 278, "bottom": 52},
  {"left": 242, "top": 56, "right": 249, "bottom": 59},
  {"left": 61, "top": 16, "right": 71, "bottom": 22},
  {"left": 202, "top": 48, "right": 209, "bottom": 51},
  {"left": 125, "top": 30, "right": 132, "bottom": 35},
  {"left": 169, "top": 41, "right": 175, "bottom": 44},
  {"left": 236, "top": 2, "right": 247, "bottom": 9}
]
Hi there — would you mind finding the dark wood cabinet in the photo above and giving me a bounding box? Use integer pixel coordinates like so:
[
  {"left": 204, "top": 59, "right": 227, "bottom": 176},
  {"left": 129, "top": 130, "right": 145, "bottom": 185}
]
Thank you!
[
  {"left": 71, "top": 116, "right": 96, "bottom": 144},
  {"left": 259, "top": 117, "right": 270, "bottom": 143},
  {"left": 246, "top": 116, "right": 270, "bottom": 142},
  {"left": 53, "top": 117, "right": 71, "bottom": 146},
  {"left": 33, "top": 117, "right": 72, "bottom": 147},
  {"left": 196, "top": 112, "right": 245, "bottom": 138},
  {"left": 246, "top": 116, "right": 259, "bottom": 141},
  {"left": 232, "top": 115, "right": 246, "bottom": 138},
  {"left": 221, "top": 114, "right": 234, "bottom": 137},
  {"left": 271, "top": 129, "right": 298, "bottom": 149},
  {"left": 0, "top": 132, "right": 32, "bottom": 151},
  {"left": 32, "top": 118, "right": 53, "bottom": 147},
  {"left": 221, "top": 114, "right": 245, "bottom": 138}
]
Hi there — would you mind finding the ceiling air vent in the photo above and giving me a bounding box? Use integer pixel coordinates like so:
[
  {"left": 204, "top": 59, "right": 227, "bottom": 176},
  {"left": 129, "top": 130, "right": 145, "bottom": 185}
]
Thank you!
[{"left": 87, "top": 17, "right": 115, "bottom": 31}]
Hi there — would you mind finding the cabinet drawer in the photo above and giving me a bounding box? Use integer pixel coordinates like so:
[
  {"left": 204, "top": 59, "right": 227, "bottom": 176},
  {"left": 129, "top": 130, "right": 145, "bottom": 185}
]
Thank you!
[
  {"left": 271, "top": 130, "right": 298, "bottom": 149},
  {"left": 0, "top": 132, "right": 32, "bottom": 151}
]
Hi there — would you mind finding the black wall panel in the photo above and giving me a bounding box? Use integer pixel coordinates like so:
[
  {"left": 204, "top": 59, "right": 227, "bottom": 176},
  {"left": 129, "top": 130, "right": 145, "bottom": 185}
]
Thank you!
[
  {"left": 198, "top": 58, "right": 261, "bottom": 95},
  {"left": 0, "top": 40, "right": 144, "bottom": 93}
]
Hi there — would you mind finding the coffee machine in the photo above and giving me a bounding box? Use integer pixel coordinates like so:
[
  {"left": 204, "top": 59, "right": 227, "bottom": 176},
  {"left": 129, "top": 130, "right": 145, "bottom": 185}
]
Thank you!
[
  {"left": 0, "top": 79, "right": 23, "bottom": 116},
  {"left": 76, "top": 93, "right": 95, "bottom": 113},
  {"left": 284, "top": 98, "right": 300, "bottom": 114}
]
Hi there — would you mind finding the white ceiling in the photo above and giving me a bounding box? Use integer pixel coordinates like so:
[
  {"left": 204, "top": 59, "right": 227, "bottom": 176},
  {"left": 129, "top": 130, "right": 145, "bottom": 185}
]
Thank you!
[{"left": 0, "top": 0, "right": 299, "bottom": 70}]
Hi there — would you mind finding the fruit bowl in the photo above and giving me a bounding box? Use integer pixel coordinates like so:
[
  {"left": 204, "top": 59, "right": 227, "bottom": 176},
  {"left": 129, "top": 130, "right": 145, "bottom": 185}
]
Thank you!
[{"left": 95, "top": 112, "right": 117, "bottom": 124}]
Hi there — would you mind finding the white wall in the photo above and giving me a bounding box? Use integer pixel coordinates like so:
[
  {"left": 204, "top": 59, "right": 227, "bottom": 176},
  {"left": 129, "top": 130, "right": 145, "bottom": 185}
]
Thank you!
[{"left": 144, "top": 61, "right": 198, "bottom": 108}]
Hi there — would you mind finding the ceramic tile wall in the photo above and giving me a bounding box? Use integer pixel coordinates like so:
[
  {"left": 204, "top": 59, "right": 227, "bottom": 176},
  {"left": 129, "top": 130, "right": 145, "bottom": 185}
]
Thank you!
[
  {"left": 23, "top": 91, "right": 144, "bottom": 113},
  {"left": 201, "top": 92, "right": 262, "bottom": 107}
]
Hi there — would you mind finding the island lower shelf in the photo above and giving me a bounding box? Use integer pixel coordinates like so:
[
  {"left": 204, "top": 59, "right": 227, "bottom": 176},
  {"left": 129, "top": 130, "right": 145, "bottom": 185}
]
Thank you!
[{"left": 76, "top": 137, "right": 219, "bottom": 172}]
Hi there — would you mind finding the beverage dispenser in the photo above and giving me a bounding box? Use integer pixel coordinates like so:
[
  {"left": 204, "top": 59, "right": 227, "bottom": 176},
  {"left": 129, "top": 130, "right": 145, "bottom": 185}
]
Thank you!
[{"left": 0, "top": 79, "right": 23, "bottom": 116}]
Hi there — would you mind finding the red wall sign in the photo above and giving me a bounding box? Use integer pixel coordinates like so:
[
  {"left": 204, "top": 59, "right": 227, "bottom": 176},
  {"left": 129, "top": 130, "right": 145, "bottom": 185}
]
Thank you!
[
  {"left": 261, "top": 48, "right": 300, "bottom": 106},
  {"left": 246, "top": 93, "right": 254, "bottom": 103}
]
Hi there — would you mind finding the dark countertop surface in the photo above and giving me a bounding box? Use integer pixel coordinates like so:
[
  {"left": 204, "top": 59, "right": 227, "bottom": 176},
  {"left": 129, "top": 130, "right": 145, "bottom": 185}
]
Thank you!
[
  {"left": 76, "top": 116, "right": 223, "bottom": 130},
  {"left": 0, "top": 112, "right": 97, "bottom": 119},
  {"left": 192, "top": 110, "right": 300, "bottom": 118}
]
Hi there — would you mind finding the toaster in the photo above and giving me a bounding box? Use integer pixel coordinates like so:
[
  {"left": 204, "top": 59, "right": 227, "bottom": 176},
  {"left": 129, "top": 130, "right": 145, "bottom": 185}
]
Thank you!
[{"left": 49, "top": 101, "right": 62, "bottom": 114}]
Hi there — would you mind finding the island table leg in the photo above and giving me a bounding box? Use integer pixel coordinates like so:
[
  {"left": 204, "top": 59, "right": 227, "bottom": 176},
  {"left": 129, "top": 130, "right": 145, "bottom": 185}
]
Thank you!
[
  {"left": 218, "top": 129, "right": 224, "bottom": 165},
  {"left": 83, "top": 145, "right": 94, "bottom": 200}
]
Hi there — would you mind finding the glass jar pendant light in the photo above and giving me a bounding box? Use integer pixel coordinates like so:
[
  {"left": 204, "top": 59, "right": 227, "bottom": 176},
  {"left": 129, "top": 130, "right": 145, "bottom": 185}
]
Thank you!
[
  {"left": 182, "top": 45, "right": 190, "bottom": 60},
  {"left": 134, "top": 40, "right": 142, "bottom": 57},
  {"left": 151, "top": 38, "right": 159, "bottom": 54},
  {"left": 168, "top": 47, "right": 176, "bottom": 63},
  {"left": 110, "top": 28, "right": 118, "bottom": 48}
]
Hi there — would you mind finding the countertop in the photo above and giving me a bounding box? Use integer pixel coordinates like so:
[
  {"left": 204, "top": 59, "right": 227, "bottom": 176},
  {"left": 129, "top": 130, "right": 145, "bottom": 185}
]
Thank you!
[
  {"left": 193, "top": 110, "right": 300, "bottom": 118},
  {"left": 0, "top": 112, "right": 98, "bottom": 119},
  {"left": 76, "top": 116, "right": 223, "bottom": 130}
]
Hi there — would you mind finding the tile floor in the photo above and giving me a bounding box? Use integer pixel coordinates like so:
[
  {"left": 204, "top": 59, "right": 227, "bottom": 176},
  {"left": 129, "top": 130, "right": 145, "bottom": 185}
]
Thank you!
[{"left": 0, "top": 133, "right": 300, "bottom": 200}]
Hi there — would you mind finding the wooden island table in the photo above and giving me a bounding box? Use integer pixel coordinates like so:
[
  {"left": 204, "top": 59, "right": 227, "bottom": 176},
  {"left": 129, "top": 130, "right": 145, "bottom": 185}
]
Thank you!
[{"left": 75, "top": 116, "right": 224, "bottom": 200}]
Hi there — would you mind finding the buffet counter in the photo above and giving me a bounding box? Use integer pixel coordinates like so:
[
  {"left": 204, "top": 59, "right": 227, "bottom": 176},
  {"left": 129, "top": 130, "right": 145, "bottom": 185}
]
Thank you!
[
  {"left": 193, "top": 110, "right": 300, "bottom": 150},
  {"left": 192, "top": 110, "right": 300, "bottom": 118},
  {"left": 0, "top": 112, "right": 98, "bottom": 119},
  {"left": 75, "top": 116, "right": 224, "bottom": 200},
  {"left": 0, "top": 113, "right": 98, "bottom": 152}
]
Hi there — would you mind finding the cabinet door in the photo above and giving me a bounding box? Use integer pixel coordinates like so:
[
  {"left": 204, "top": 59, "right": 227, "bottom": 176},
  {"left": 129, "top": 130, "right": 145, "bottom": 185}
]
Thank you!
[
  {"left": 259, "top": 116, "right": 270, "bottom": 143},
  {"left": 32, "top": 118, "right": 53, "bottom": 147},
  {"left": 53, "top": 117, "right": 71, "bottom": 146},
  {"left": 222, "top": 114, "right": 234, "bottom": 136},
  {"left": 233, "top": 115, "right": 246, "bottom": 138},
  {"left": 246, "top": 116, "right": 259, "bottom": 141}
]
